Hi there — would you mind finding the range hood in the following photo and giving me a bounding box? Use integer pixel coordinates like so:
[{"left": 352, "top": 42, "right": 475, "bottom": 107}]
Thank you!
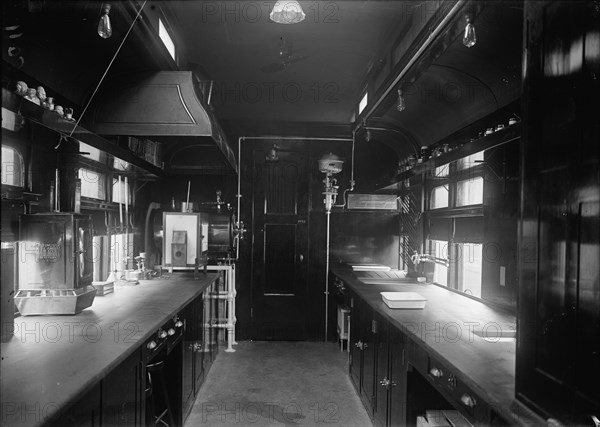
[{"left": 88, "top": 71, "right": 237, "bottom": 173}]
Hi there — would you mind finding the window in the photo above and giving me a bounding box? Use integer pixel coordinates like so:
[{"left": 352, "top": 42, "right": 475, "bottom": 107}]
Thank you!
[
  {"left": 112, "top": 176, "right": 131, "bottom": 205},
  {"left": 456, "top": 243, "right": 483, "bottom": 298},
  {"left": 456, "top": 176, "right": 484, "bottom": 206},
  {"left": 79, "top": 143, "right": 102, "bottom": 162},
  {"left": 457, "top": 151, "right": 484, "bottom": 170},
  {"left": 1, "top": 145, "right": 24, "bottom": 187},
  {"left": 159, "top": 18, "right": 176, "bottom": 61},
  {"left": 358, "top": 91, "right": 368, "bottom": 114},
  {"left": 434, "top": 164, "right": 449, "bottom": 177},
  {"left": 430, "top": 185, "right": 449, "bottom": 209},
  {"left": 430, "top": 240, "right": 449, "bottom": 287},
  {"left": 78, "top": 168, "right": 106, "bottom": 200}
]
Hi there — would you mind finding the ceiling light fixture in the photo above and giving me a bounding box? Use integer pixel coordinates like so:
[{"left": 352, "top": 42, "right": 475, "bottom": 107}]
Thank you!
[
  {"left": 396, "top": 88, "right": 406, "bottom": 112},
  {"left": 462, "top": 13, "right": 476, "bottom": 48},
  {"left": 98, "top": 3, "right": 113, "bottom": 39},
  {"left": 270, "top": 0, "right": 306, "bottom": 24}
]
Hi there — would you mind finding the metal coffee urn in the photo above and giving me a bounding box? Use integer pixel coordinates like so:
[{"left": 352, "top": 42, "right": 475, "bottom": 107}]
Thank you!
[{"left": 14, "top": 213, "right": 97, "bottom": 315}]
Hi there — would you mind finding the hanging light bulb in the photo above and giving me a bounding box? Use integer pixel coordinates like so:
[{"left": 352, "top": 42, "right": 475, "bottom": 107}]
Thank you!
[
  {"left": 462, "top": 13, "right": 476, "bottom": 48},
  {"left": 270, "top": 0, "right": 306, "bottom": 24},
  {"left": 396, "top": 89, "right": 406, "bottom": 112},
  {"left": 98, "top": 3, "right": 113, "bottom": 39}
]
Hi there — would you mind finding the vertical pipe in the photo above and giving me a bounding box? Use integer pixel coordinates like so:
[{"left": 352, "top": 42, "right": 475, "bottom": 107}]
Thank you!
[
  {"left": 54, "top": 169, "right": 60, "bottom": 212},
  {"left": 236, "top": 137, "right": 243, "bottom": 260},
  {"left": 325, "top": 210, "right": 331, "bottom": 341}
]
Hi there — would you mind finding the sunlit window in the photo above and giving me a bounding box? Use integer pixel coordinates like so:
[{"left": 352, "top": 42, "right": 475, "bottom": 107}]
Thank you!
[
  {"left": 456, "top": 177, "right": 483, "bottom": 206},
  {"left": 159, "top": 18, "right": 176, "bottom": 61},
  {"left": 79, "top": 142, "right": 102, "bottom": 162},
  {"left": 457, "top": 243, "right": 483, "bottom": 298},
  {"left": 430, "top": 239, "right": 449, "bottom": 287},
  {"left": 78, "top": 168, "right": 106, "bottom": 200},
  {"left": 457, "top": 151, "right": 484, "bottom": 170},
  {"left": 112, "top": 176, "right": 131, "bottom": 205},
  {"left": 434, "top": 163, "right": 449, "bottom": 177},
  {"left": 430, "top": 185, "right": 449, "bottom": 209},
  {"left": 358, "top": 91, "right": 368, "bottom": 114},
  {"left": 1, "top": 145, "right": 25, "bottom": 187}
]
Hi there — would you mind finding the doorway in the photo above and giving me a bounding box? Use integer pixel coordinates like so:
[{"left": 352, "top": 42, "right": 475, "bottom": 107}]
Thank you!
[{"left": 249, "top": 143, "right": 309, "bottom": 340}]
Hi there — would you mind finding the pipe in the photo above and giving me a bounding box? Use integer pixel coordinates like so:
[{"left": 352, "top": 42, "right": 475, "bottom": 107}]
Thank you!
[
  {"left": 354, "top": 0, "right": 466, "bottom": 132},
  {"left": 236, "top": 135, "right": 354, "bottom": 341},
  {"left": 325, "top": 209, "right": 331, "bottom": 342},
  {"left": 362, "top": 126, "right": 421, "bottom": 157}
]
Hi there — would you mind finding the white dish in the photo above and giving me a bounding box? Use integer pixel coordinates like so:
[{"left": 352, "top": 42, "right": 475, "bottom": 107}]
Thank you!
[
  {"left": 381, "top": 292, "right": 427, "bottom": 309},
  {"left": 352, "top": 264, "right": 391, "bottom": 271}
]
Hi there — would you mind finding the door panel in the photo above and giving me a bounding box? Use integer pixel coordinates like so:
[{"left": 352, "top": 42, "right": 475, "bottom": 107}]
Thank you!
[
  {"left": 250, "top": 144, "right": 309, "bottom": 340},
  {"left": 263, "top": 224, "right": 297, "bottom": 294}
]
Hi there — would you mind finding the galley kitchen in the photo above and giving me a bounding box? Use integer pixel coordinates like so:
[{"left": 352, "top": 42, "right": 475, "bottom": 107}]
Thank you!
[{"left": 1, "top": 1, "right": 598, "bottom": 426}]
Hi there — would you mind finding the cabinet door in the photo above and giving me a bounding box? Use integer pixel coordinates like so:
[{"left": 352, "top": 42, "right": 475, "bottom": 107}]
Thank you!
[
  {"left": 373, "top": 314, "right": 390, "bottom": 427},
  {"left": 361, "top": 303, "right": 376, "bottom": 414},
  {"left": 349, "top": 295, "right": 362, "bottom": 390},
  {"left": 102, "top": 348, "right": 143, "bottom": 427},
  {"left": 388, "top": 327, "right": 407, "bottom": 427},
  {"left": 195, "top": 292, "right": 206, "bottom": 391},
  {"left": 182, "top": 301, "right": 195, "bottom": 417},
  {"left": 51, "top": 383, "right": 101, "bottom": 427}
]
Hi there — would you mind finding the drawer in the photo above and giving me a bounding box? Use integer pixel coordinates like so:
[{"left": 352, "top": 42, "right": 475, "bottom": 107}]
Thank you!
[
  {"left": 426, "top": 355, "right": 491, "bottom": 424},
  {"left": 407, "top": 339, "right": 429, "bottom": 375}
]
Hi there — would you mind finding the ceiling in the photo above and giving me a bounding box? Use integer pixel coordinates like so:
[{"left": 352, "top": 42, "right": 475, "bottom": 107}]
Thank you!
[
  {"left": 2, "top": 0, "right": 524, "bottom": 170},
  {"left": 167, "top": 1, "right": 411, "bottom": 124}
]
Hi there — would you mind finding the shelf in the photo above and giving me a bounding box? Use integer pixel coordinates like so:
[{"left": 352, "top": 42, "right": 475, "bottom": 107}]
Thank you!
[
  {"left": 376, "top": 123, "right": 521, "bottom": 194},
  {"left": 2, "top": 89, "right": 165, "bottom": 179}
]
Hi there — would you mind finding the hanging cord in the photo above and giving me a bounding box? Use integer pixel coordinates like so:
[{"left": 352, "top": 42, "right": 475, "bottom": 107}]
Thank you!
[{"left": 65, "top": 1, "right": 148, "bottom": 141}]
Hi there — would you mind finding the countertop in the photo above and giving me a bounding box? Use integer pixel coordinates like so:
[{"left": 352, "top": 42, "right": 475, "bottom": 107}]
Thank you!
[
  {"left": 332, "top": 265, "right": 542, "bottom": 426},
  {"left": 0, "top": 273, "right": 218, "bottom": 427}
]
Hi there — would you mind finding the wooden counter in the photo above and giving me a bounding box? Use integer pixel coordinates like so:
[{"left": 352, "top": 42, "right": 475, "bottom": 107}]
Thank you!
[
  {"left": 0, "top": 273, "right": 218, "bottom": 427},
  {"left": 332, "top": 266, "right": 542, "bottom": 426}
]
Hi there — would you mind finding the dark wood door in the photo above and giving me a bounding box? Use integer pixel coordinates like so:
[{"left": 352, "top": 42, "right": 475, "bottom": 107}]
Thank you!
[
  {"left": 361, "top": 302, "right": 376, "bottom": 415},
  {"left": 389, "top": 327, "right": 407, "bottom": 427},
  {"left": 349, "top": 293, "right": 362, "bottom": 390},
  {"left": 250, "top": 145, "right": 309, "bottom": 340},
  {"left": 518, "top": 1, "right": 600, "bottom": 422},
  {"left": 374, "top": 313, "right": 390, "bottom": 427}
]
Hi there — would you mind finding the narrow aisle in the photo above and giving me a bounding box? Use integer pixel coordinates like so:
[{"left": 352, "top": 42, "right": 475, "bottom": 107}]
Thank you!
[{"left": 185, "top": 341, "right": 373, "bottom": 427}]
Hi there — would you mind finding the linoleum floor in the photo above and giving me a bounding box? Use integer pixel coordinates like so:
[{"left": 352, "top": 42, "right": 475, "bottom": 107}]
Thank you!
[{"left": 184, "top": 341, "right": 373, "bottom": 427}]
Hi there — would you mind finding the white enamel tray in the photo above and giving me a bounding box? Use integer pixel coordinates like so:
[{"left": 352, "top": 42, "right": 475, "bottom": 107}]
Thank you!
[{"left": 381, "top": 292, "right": 427, "bottom": 309}]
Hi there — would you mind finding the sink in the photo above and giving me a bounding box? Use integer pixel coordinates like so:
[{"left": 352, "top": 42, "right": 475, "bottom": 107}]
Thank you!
[{"left": 473, "top": 327, "right": 516, "bottom": 342}]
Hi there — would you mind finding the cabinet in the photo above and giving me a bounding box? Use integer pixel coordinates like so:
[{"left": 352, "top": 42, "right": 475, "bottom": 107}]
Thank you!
[
  {"left": 51, "top": 384, "right": 101, "bottom": 427},
  {"left": 102, "top": 348, "right": 144, "bottom": 427},
  {"left": 182, "top": 284, "right": 219, "bottom": 420},
  {"left": 517, "top": 0, "right": 600, "bottom": 423},
  {"left": 348, "top": 290, "right": 408, "bottom": 427}
]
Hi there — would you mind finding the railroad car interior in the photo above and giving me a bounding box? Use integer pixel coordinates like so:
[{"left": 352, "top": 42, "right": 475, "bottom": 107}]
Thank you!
[{"left": 1, "top": 1, "right": 598, "bottom": 426}]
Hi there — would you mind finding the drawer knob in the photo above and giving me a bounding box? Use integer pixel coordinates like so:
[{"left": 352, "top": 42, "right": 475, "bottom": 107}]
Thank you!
[
  {"left": 175, "top": 320, "right": 183, "bottom": 328},
  {"left": 157, "top": 329, "right": 167, "bottom": 339},
  {"left": 167, "top": 328, "right": 176, "bottom": 336},
  {"left": 430, "top": 367, "right": 443, "bottom": 378},
  {"left": 461, "top": 393, "right": 476, "bottom": 408},
  {"left": 379, "top": 377, "right": 390, "bottom": 388},
  {"left": 147, "top": 340, "right": 157, "bottom": 350},
  {"left": 355, "top": 340, "right": 363, "bottom": 350}
]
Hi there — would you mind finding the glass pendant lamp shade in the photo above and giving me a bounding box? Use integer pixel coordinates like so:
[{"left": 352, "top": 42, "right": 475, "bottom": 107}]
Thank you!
[
  {"left": 462, "top": 15, "right": 476, "bottom": 48},
  {"left": 98, "top": 4, "right": 112, "bottom": 39},
  {"left": 270, "top": 0, "right": 306, "bottom": 24}
]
